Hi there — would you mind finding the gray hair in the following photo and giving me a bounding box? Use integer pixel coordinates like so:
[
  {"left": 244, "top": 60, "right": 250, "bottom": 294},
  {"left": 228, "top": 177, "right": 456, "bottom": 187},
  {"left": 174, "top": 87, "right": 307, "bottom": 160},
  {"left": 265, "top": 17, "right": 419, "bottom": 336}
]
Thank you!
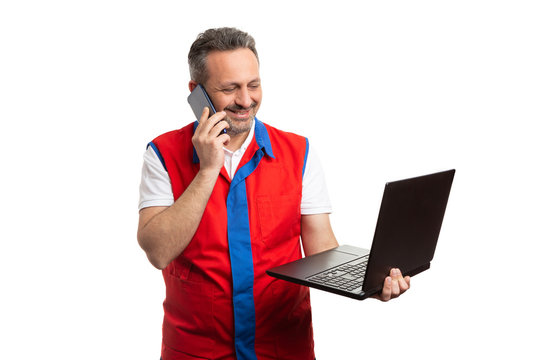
[{"left": 188, "top": 27, "right": 259, "bottom": 84}]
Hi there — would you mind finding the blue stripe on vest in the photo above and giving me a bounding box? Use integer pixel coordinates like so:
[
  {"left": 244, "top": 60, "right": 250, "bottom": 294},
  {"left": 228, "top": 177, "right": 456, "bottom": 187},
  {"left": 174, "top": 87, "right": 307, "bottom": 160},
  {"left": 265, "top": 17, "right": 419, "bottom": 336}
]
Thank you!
[
  {"left": 192, "top": 121, "right": 200, "bottom": 163},
  {"left": 302, "top": 137, "right": 309, "bottom": 178},
  {"left": 226, "top": 119, "right": 273, "bottom": 360},
  {"left": 147, "top": 142, "right": 168, "bottom": 172}
]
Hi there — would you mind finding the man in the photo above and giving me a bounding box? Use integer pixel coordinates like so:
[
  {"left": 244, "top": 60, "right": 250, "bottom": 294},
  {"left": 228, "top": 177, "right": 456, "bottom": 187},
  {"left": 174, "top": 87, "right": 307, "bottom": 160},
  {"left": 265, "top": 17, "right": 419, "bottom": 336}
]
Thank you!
[{"left": 138, "top": 27, "right": 410, "bottom": 360}]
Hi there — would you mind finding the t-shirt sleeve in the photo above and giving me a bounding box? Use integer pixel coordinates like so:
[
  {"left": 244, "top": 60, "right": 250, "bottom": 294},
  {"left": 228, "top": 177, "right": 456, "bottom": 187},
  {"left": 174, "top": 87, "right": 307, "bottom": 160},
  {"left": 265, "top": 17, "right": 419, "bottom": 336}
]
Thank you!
[
  {"left": 301, "top": 142, "right": 332, "bottom": 215},
  {"left": 138, "top": 146, "right": 174, "bottom": 211}
]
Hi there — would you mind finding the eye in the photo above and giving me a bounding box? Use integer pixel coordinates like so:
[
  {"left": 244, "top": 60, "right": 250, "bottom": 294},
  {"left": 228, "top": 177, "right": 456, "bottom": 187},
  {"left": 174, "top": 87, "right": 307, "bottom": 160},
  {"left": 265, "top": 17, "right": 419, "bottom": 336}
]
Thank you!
[
  {"left": 222, "top": 87, "right": 235, "bottom": 94},
  {"left": 248, "top": 83, "right": 260, "bottom": 90}
]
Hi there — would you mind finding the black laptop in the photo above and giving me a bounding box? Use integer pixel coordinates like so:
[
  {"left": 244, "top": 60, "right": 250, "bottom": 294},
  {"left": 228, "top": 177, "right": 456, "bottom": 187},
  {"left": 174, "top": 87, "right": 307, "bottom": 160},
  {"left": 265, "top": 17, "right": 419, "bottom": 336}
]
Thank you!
[{"left": 266, "top": 169, "right": 455, "bottom": 300}]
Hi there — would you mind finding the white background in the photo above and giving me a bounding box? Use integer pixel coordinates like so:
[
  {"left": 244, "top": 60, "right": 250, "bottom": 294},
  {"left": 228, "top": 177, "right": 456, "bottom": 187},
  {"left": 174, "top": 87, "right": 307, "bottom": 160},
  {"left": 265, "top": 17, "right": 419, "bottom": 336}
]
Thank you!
[{"left": 1, "top": 1, "right": 539, "bottom": 359}]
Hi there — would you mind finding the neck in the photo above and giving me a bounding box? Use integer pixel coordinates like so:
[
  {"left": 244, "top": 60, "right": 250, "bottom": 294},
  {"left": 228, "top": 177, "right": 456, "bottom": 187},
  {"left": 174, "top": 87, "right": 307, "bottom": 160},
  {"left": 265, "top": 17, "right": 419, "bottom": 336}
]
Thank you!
[{"left": 225, "top": 131, "right": 250, "bottom": 152}]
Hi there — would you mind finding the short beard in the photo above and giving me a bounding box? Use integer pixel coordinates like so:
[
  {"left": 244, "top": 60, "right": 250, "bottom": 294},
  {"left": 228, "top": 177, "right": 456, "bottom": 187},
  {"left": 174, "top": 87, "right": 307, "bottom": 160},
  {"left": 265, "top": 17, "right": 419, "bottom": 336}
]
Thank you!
[
  {"left": 223, "top": 115, "right": 254, "bottom": 136},
  {"left": 223, "top": 103, "right": 257, "bottom": 136}
]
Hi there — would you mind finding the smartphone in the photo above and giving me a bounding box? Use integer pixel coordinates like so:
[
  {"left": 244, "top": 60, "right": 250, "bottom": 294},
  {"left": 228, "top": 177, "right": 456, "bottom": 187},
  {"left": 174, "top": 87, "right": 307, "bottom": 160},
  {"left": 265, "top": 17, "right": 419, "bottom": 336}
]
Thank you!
[{"left": 187, "top": 84, "right": 226, "bottom": 134}]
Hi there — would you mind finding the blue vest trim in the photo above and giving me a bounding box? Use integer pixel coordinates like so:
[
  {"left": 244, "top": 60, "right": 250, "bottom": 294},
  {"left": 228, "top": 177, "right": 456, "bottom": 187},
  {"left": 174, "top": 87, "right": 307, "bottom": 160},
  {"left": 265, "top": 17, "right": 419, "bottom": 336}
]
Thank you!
[
  {"left": 192, "top": 121, "right": 200, "bottom": 164},
  {"left": 227, "top": 146, "right": 265, "bottom": 360},
  {"left": 302, "top": 137, "right": 309, "bottom": 178},
  {"left": 254, "top": 118, "right": 275, "bottom": 159},
  {"left": 147, "top": 142, "right": 168, "bottom": 172},
  {"left": 226, "top": 122, "right": 275, "bottom": 359}
]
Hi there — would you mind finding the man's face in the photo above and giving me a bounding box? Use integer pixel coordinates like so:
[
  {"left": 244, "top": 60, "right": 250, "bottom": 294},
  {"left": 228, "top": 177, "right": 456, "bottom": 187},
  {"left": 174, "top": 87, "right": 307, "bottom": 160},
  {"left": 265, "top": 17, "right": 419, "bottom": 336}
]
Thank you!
[{"left": 202, "top": 48, "right": 262, "bottom": 136}]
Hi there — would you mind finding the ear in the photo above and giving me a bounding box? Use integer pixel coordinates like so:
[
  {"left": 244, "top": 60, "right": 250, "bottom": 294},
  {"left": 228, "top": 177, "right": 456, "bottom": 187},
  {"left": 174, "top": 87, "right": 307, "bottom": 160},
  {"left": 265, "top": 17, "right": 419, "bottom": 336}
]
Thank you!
[{"left": 188, "top": 81, "right": 198, "bottom": 92}]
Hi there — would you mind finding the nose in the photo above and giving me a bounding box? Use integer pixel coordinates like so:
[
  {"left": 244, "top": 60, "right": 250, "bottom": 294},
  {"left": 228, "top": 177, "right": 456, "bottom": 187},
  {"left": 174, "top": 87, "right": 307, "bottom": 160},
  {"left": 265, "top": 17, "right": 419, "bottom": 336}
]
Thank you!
[{"left": 235, "top": 87, "right": 252, "bottom": 109}]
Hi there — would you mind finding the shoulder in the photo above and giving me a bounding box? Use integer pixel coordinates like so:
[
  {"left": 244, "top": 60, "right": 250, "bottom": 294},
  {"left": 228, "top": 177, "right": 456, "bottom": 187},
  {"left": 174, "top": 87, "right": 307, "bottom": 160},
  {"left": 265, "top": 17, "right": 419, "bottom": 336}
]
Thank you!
[
  {"left": 259, "top": 121, "right": 309, "bottom": 174},
  {"left": 262, "top": 122, "right": 306, "bottom": 143},
  {"left": 261, "top": 122, "right": 308, "bottom": 156},
  {"left": 148, "top": 122, "right": 197, "bottom": 168},
  {"left": 150, "top": 122, "right": 196, "bottom": 158},
  {"left": 152, "top": 122, "right": 195, "bottom": 146}
]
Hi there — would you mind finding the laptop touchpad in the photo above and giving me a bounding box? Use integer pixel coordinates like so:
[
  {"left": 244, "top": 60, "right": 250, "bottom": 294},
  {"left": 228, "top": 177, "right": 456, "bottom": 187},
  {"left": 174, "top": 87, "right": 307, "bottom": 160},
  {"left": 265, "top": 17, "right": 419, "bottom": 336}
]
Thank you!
[{"left": 304, "top": 250, "right": 359, "bottom": 276}]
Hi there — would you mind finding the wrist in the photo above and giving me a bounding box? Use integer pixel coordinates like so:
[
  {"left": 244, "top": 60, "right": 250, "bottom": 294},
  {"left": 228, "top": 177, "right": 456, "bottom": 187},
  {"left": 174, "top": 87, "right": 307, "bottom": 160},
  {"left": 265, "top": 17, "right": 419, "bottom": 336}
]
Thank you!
[{"left": 197, "top": 166, "right": 221, "bottom": 181}]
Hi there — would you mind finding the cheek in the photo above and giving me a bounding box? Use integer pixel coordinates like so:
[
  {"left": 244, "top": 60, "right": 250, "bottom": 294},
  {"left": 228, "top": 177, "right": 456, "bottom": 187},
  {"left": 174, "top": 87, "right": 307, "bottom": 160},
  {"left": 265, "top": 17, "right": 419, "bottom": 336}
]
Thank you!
[
  {"left": 212, "top": 97, "right": 232, "bottom": 112},
  {"left": 252, "top": 91, "right": 262, "bottom": 105}
]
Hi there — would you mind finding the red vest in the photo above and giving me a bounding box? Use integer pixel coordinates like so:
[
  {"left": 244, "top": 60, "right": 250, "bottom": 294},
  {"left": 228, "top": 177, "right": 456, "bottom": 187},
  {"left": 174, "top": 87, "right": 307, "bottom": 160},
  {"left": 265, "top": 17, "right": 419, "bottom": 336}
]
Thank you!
[{"left": 151, "top": 120, "right": 314, "bottom": 360}]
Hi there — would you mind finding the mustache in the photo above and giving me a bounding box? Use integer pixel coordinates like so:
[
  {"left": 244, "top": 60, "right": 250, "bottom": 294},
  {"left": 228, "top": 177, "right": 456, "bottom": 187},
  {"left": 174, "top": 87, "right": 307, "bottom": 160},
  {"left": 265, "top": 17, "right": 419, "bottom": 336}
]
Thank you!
[{"left": 225, "top": 102, "right": 257, "bottom": 112}]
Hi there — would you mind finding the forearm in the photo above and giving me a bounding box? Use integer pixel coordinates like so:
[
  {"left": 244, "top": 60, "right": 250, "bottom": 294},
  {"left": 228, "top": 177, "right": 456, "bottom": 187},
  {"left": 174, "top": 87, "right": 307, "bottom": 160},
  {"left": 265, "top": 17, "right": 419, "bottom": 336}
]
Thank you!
[
  {"left": 300, "top": 213, "right": 339, "bottom": 257},
  {"left": 138, "top": 169, "right": 219, "bottom": 269}
]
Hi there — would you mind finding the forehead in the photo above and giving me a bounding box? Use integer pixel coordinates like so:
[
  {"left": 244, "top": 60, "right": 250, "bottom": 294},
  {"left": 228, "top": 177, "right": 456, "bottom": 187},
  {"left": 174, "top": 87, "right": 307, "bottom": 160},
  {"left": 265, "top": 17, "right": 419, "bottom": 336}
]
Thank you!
[{"left": 205, "top": 48, "right": 260, "bottom": 84}]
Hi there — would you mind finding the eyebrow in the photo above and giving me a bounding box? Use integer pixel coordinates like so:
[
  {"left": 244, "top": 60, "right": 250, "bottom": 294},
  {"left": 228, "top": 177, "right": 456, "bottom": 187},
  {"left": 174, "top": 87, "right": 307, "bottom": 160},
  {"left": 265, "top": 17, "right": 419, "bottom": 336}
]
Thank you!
[{"left": 219, "top": 78, "right": 261, "bottom": 88}]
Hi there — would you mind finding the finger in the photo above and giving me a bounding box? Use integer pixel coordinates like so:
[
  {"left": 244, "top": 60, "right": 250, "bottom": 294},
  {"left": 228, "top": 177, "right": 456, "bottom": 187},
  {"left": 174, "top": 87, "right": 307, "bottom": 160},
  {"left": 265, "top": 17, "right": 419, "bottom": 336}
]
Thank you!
[
  {"left": 388, "top": 268, "right": 407, "bottom": 298},
  {"left": 197, "top": 106, "right": 210, "bottom": 124},
  {"left": 398, "top": 275, "right": 410, "bottom": 292},
  {"left": 404, "top": 276, "right": 411, "bottom": 288},
  {"left": 193, "top": 108, "right": 210, "bottom": 139},
  {"left": 222, "top": 135, "right": 230, "bottom": 147},
  {"left": 208, "top": 119, "right": 230, "bottom": 138},
  {"left": 216, "top": 133, "right": 231, "bottom": 147},
  {"left": 379, "top": 276, "right": 392, "bottom": 302},
  {"left": 391, "top": 277, "right": 401, "bottom": 297},
  {"left": 198, "top": 110, "right": 226, "bottom": 133},
  {"left": 390, "top": 268, "right": 402, "bottom": 280},
  {"left": 207, "top": 110, "right": 227, "bottom": 126},
  {"left": 391, "top": 268, "right": 407, "bottom": 290}
]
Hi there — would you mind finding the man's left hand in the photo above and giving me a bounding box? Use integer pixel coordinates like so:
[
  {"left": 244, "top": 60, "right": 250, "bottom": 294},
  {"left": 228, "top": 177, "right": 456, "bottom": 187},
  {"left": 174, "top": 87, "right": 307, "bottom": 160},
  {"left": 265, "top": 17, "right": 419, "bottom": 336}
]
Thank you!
[{"left": 372, "top": 268, "right": 410, "bottom": 302}]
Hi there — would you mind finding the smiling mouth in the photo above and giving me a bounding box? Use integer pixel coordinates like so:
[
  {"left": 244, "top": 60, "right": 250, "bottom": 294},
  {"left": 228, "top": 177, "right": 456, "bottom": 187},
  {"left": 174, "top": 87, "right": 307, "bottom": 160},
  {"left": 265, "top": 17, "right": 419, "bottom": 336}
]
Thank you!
[
  {"left": 227, "top": 109, "right": 251, "bottom": 120},
  {"left": 225, "top": 103, "right": 257, "bottom": 121}
]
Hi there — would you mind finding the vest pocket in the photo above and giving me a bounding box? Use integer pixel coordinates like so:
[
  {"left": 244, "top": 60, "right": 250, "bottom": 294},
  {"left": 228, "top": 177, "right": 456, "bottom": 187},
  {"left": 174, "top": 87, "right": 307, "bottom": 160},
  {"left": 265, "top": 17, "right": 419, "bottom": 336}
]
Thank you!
[
  {"left": 162, "top": 264, "right": 215, "bottom": 358},
  {"left": 256, "top": 194, "right": 301, "bottom": 249}
]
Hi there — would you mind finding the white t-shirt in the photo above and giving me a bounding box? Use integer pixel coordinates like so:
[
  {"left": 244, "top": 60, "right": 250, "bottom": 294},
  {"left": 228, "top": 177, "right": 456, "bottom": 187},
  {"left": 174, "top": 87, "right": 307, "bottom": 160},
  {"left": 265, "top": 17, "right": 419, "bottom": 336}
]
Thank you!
[{"left": 138, "top": 123, "right": 332, "bottom": 215}]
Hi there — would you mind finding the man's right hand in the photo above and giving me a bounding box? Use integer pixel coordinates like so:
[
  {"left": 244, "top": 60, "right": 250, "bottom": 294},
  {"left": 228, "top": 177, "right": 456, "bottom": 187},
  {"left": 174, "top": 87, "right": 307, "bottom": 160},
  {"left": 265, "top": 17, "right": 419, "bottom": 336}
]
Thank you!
[{"left": 191, "top": 107, "right": 230, "bottom": 176}]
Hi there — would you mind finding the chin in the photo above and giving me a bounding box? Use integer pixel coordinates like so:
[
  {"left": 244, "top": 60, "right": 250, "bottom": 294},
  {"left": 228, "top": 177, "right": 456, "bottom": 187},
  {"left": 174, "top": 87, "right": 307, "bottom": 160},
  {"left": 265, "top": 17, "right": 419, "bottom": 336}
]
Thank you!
[{"left": 226, "top": 116, "right": 254, "bottom": 135}]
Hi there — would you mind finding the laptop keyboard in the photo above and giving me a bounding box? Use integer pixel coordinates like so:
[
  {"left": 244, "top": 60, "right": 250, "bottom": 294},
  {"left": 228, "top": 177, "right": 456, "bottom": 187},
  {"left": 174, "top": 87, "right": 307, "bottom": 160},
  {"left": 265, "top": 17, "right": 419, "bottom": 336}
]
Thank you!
[{"left": 306, "top": 255, "right": 368, "bottom": 294}]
